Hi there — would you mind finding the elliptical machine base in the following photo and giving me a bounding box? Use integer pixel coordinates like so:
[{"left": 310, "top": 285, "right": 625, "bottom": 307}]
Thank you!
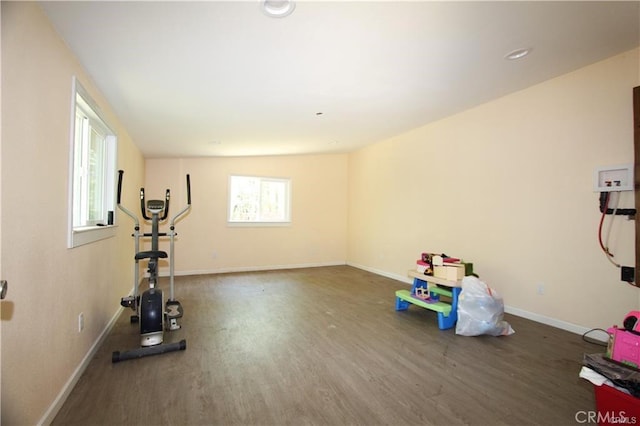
[{"left": 112, "top": 339, "right": 187, "bottom": 363}]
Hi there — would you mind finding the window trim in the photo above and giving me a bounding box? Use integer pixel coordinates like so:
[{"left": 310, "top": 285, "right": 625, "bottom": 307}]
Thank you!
[
  {"left": 227, "top": 174, "right": 292, "bottom": 226},
  {"left": 67, "top": 77, "right": 118, "bottom": 248}
]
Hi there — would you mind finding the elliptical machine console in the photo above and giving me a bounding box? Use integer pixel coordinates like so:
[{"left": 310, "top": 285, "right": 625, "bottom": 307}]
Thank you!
[
  {"left": 147, "top": 199, "right": 165, "bottom": 213},
  {"left": 112, "top": 170, "right": 192, "bottom": 363}
]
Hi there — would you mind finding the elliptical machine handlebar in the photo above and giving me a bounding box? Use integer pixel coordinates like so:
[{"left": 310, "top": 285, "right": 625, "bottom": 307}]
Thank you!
[
  {"left": 139, "top": 188, "right": 146, "bottom": 219},
  {"left": 117, "top": 170, "right": 139, "bottom": 227},
  {"left": 117, "top": 170, "right": 124, "bottom": 205},
  {"left": 162, "top": 190, "right": 170, "bottom": 221},
  {"left": 170, "top": 174, "right": 191, "bottom": 227},
  {"left": 187, "top": 175, "right": 191, "bottom": 205}
]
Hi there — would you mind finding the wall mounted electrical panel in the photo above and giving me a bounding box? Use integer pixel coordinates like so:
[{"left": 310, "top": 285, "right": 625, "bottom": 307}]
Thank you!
[{"left": 594, "top": 164, "right": 634, "bottom": 192}]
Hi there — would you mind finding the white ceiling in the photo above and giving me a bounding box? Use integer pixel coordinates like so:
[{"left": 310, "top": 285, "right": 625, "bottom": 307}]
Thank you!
[{"left": 40, "top": 1, "right": 640, "bottom": 158}]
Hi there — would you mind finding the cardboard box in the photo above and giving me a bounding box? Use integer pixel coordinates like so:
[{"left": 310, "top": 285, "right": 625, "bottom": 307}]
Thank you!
[{"left": 433, "top": 265, "right": 465, "bottom": 281}]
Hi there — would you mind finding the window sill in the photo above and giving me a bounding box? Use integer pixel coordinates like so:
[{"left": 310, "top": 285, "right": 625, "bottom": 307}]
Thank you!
[
  {"left": 227, "top": 222, "right": 291, "bottom": 228},
  {"left": 69, "top": 225, "right": 117, "bottom": 248}
]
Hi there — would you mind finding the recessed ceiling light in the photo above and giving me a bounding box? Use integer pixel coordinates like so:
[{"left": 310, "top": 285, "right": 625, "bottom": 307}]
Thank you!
[
  {"left": 261, "top": 0, "right": 296, "bottom": 18},
  {"left": 504, "top": 48, "right": 532, "bottom": 60}
]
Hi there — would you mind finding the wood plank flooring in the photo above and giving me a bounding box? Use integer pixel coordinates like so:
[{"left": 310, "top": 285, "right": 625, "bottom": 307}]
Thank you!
[{"left": 53, "top": 266, "right": 600, "bottom": 425}]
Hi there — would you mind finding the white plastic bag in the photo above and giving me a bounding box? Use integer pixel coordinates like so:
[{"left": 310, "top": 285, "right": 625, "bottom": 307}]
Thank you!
[{"left": 455, "top": 276, "right": 514, "bottom": 337}]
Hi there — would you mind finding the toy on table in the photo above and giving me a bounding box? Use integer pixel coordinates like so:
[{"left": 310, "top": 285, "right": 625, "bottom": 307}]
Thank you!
[{"left": 414, "top": 287, "right": 430, "bottom": 300}]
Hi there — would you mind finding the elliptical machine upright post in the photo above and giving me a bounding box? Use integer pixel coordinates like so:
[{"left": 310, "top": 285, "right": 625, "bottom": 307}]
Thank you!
[{"left": 112, "top": 170, "right": 191, "bottom": 363}]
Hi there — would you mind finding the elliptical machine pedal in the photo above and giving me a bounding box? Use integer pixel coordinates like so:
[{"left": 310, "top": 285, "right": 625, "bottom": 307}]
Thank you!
[
  {"left": 166, "top": 300, "right": 183, "bottom": 318},
  {"left": 120, "top": 295, "right": 136, "bottom": 308},
  {"left": 120, "top": 295, "right": 140, "bottom": 323},
  {"left": 166, "top": 300, "right": 184, "bottom": 330}
]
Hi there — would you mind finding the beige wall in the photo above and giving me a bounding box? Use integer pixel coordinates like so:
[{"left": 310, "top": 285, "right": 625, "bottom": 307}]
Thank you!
[
  {"left": 1, "top": 3, "right": 145, "bottom": 424},
  {"left": 348, "top": 48, "right": 640, "bottom": 331},
  {"left": 144, "top": 155, "right": 348, "bottom": 273}
]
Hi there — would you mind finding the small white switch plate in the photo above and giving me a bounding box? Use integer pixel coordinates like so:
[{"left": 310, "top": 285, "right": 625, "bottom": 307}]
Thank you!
[{"left": 594, "top": 164, "right": 633, "bottom": 192}]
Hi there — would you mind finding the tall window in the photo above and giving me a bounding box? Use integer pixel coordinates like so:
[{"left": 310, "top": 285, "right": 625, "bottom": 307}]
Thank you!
[
  {"left": 228, "top": 175, "right": 291, "bottom": 224},
  {"left": 68, "top": 78, "right": 117, "bottom": 247}
]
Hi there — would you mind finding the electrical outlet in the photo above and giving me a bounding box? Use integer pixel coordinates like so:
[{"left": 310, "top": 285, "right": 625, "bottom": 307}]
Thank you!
[
  {"left": 78, "top": 312, "right": 84, "bottom": 332},
  {"left": 537, "top": 284, "right": 544, "bottom": 295},
  {"left": 594, "top": 164, "right": 633, "bottom": 192}
]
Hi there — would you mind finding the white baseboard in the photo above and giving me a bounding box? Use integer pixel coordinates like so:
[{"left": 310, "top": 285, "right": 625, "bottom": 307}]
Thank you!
[
  {"left": 39, "top": 305, "right": 124, "bottom": 425},
  {"left": 347, "top": 262, "right": 599, "bottom": 341},
  {"left": 502, "top": 305, "right": 597, "bottom": 339},
  {"left": 160, "top": 261, "right": 347, "bottom": 277},
  {"left": 346, "top": 262, "right": 411, "bottom": 284}
]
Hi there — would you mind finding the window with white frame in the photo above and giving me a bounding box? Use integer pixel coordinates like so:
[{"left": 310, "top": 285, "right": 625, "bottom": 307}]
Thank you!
[
  {"left": 228, "top": 175, "right": 291, "bottom": 224},
  {"left": 68, "top": 78, "right": 117, "bottom": 247}
]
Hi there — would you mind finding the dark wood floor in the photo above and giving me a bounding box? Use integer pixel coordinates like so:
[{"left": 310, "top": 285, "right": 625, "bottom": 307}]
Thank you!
[{"left": 53, "top": 266, "right": 599, "bottom": 425}]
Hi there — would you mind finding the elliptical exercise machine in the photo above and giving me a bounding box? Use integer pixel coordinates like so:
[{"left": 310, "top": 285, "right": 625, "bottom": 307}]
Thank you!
[{"left": 112, "top": 170, "right": 191, "bottom": 363}]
